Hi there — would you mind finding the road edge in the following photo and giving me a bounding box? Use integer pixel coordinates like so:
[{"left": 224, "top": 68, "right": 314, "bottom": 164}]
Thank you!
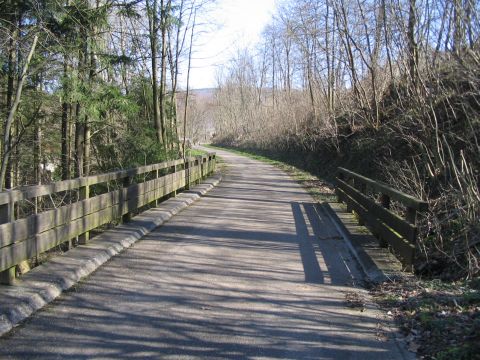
[{"left": 320, "top": 201, "right": 407, "bottom": 284}]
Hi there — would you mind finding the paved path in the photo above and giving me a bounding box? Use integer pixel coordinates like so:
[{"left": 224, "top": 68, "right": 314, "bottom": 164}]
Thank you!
[{"left": 0, "top": 149, "right": 410, "bottom": 359}]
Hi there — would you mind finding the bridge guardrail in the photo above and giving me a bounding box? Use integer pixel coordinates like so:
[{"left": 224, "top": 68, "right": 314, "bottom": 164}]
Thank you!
[
  {"left": 0, "top": 153, "right": 216, "bottom": 284},
  {"left": 335, "top": 167, "right": 428, "bottom": 270}
]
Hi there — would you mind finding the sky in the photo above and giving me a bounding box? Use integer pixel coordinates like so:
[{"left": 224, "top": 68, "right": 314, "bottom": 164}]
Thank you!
[{"left": 186, "top": 0, "right": 277, "bottom": 89}]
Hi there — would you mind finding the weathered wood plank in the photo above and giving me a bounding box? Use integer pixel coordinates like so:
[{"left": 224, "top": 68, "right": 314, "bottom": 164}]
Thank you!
[
  {"left": 0, "top": 240, "right": 34, "bottom": 273},
  {"left": 29, "top": 184, "right": 170, "bottom": 263},
  {"left": 337, "top": 167, "right": 428, "bottom": 211},
  {"left": 0, "top": 159, "right": 186, "bottom": 206},
  {"left": 0, "top": 173, "right": 182, "bottom": 248},
  {"left": 0, "top": 217, "right": 35, "bottom": 248},
  {"left": 0, "top": 155, "right": 215, "bottom": 273},
  {"left": 0, "top": 165, "right": 194, "bottom": 250},
  {"left": 337, "top": 178, "right": 417, "bottom": 242},
  {"left": 336, "top": 188, "right": 415, "bottom": 267}
]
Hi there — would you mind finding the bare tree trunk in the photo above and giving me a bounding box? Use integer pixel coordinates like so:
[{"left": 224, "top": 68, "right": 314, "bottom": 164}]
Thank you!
[
  {"left": 0, "top": 35, "right": 38, "bottom": 189},
  {"left": 74, "top": 102, "right": 83, "bottom": 178},
  {"left": 258, "top": 41, "right": 267, "bottom": 105},
  {"left": 83, "top": 119, "right": 91, "bottom": 176},
  {"left": 335, "top": 0, "right": 364, "bottom": 111},
  {"left": 453, "top": 0, "right": 465, "bottom": 53},
  {"left": 371, "top": 0, "right": 384, "bottom": 128},
  {"left": 4, "top": 13, "right": 18, "bottom": 190},
  {"left": 147, "top": 0, "right": 163, "bottom": 145},
  {"left": 75, "top": 24, "right": 88, "bottom": 178},
  {"left": 84, "top": 24, "right": 98, "bottom": 177},
  {"left": 61, "top": 55, "right": 70, "bottom": 180},
  {"left": 465, "top": 0, "right": 474, "bottom": 48},
  {"left": 408, "top": 0, "right": 418, "bottom": 85},
  {"left": 381, "top": 0, "right": 394, "bottom": 79},
  {"left": 183, "top": 9, "right": 196, "bottom": 159},
  {"left": 159, "top": 0, "right": 169, "bottom": 153},
  {"left": 168, "top": 0, "right": 191, "bottom": 153},
  {"left": 272, "top": 32, "right": 276, "bottom": 113},
  {"left": 34, "top": 103, "right": 42, "bottom": 186},
  {"left": 325, "top": 1, "right": 334, "bottom": 116}
]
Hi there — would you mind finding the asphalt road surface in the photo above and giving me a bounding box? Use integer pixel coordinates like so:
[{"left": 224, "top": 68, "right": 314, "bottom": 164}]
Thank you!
[{"left": 0, "top": 149, "right": 410, "bottom": 359}]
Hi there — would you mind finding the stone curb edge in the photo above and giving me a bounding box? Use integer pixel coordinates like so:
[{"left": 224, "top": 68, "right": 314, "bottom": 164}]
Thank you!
[
  {"left": 0, "top": 173, "right": 222, "bottom": 337},
  {"left": 319, "top": 202, "right": 414, "bottom": 360},
  {"left": 320, "top": 202, "right": 393, "bottom": 284}
]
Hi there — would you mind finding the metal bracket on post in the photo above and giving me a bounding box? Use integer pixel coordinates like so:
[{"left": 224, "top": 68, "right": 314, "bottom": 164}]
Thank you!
[
  {"left": 78, "top": 183, "right": 90, "bottom": 244},
  {"left": 0, "top": 199, "right": 16, "bottom": 285}
]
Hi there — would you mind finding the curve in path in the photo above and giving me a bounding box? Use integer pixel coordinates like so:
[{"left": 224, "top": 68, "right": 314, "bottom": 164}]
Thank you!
[{"left": 0, "top": 149, "right": 411, "bottom": 359}]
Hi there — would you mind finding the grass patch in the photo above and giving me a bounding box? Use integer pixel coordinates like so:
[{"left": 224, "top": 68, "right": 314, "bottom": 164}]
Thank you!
[{"left": 185, "top": 148, "right": 209, "bottom": 157}]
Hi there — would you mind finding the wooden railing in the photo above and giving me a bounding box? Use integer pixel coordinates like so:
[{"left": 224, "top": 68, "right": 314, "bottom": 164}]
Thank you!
[
  {"left": 335, "top": 167, "right": 428, "bottom": 269},
  {"left": 0, "top": 153, "right": 216, "bottom": 284}
]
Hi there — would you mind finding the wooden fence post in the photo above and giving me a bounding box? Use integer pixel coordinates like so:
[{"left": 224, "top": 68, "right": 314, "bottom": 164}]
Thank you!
[
  {"left": 185, "top": 159, "right": 190, "bottom": 190},
  {"left": 0, "top": 200, "right": 15, "bottom": 284},
  {"left": 193, "top": 156, "right": 199, "bottom": 184},
  {"left": 377, "top": 193, "right": 391, "bottom": 247},
  {"left": 196, "top": 156, "right": 201, "bottom": 184},
  {"left": 122, "top": 175, "right": 132, "bottom": 223},
  {"left": 154, "top": 168, "right": 161, "bottom": 206},
  {"left": 345, "top": 176, "right": 353, "bottom": 213},
  {"left": 405, "top": 206, "right": 418, "bottom": 239},
  {"left": 353, "top": 179, "right": 366, "bottom": 225},
  {"left": 380, "top": 193, "right": 391, "bottom": 209},
  {"left": 405, "top": 207, "right": 417, "bottom": 224},
  {"left": 78, "top": 183, "right": 90, "bottom": 244},
  {"left": 336, "top": 171, "right": 343, "bottom": 203},
  {"left": 172, "top": 164, "right": 178, "bottom": 197}
]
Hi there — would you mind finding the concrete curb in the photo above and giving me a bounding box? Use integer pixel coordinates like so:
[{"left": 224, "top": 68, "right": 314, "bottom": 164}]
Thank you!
[
  {"left": 0, "top": 173, "right": 222, "bottom": 337},
  {"left": 320, "top": 201, "right": 404, "bottom": 284}
]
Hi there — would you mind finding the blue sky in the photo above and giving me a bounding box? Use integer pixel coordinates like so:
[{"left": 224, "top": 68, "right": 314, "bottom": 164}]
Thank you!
[{"left": 186, "top": 0, "right": 276, "bottom": 89}]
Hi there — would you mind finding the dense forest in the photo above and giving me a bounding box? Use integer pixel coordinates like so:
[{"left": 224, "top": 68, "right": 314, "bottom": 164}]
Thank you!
[
  {"left": 0, "top": 0, "right": 205, "bottom": 189},
  {"left": 211, "top": 0, "right": 480, "bottom": 278}
]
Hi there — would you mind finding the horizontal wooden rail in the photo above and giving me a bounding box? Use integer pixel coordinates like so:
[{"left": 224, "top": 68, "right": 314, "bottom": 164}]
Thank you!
[
  {"left": 0, "top": 159, "right": 186, "bottom": 206},
  {"left": 0, "top": 153, "right": 216, "bottom": 285},
  {"left": 335, "top": 167, "right": 428, "bottom": 269}
]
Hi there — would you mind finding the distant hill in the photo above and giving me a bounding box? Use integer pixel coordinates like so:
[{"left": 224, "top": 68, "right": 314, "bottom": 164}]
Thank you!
[
  {"left": 178, "top": 88, "right": 217, "bottom": 104},
  {"left": 177, "top": 88, "right": 217, "bottom": 101},
  {"left": 190, "top": 88, "right": 217, "bottom": 95}
]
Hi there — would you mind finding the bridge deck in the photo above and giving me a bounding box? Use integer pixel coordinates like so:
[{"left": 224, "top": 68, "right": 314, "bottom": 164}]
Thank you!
[{"left": 0, "top": 149, "right": 410, "bottom": 359}]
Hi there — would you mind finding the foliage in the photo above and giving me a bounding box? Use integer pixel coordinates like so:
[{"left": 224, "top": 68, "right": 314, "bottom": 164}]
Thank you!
[{"left": 0, "top": 0, "right": 204, "bottom": 191}]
